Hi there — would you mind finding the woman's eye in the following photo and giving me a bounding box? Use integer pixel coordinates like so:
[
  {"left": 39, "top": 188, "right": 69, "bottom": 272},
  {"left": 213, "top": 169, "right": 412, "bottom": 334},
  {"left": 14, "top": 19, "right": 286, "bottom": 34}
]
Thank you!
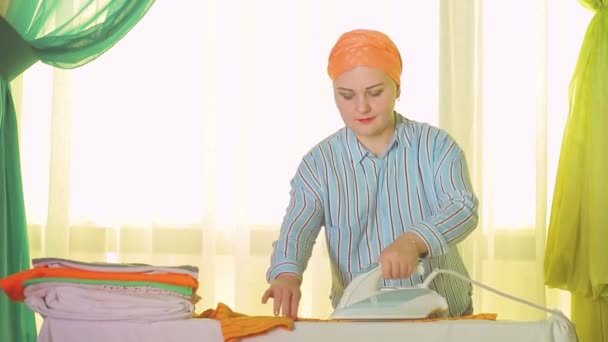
[
  {"left": 369, "top": 90, "right": 383, "bottom": 97},
  {"left": 340, "top": 93, "right": 354, "bottom": 100}
]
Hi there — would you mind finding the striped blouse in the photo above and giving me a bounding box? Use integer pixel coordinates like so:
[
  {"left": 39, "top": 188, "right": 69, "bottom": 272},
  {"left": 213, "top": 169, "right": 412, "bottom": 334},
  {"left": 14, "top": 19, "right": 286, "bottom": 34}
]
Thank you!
[{"left": 267, "top": 113, "right": 479, "bottom": 317}]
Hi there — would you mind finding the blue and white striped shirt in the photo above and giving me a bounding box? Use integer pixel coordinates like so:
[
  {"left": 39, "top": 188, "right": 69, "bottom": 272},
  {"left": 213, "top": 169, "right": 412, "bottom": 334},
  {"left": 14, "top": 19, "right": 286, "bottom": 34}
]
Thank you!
[{"left": 267, "top": 113, "right": 478, "bottom": 317}]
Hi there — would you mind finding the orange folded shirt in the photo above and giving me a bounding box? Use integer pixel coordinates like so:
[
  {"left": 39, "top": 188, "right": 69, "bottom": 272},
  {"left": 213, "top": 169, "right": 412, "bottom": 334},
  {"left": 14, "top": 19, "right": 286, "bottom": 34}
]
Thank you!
[
  {"left": 197, "top": 303, "right": 293, "bottom": 342},
  {"left": 0, "top": 267, "right": 199, "bottom": 302}
]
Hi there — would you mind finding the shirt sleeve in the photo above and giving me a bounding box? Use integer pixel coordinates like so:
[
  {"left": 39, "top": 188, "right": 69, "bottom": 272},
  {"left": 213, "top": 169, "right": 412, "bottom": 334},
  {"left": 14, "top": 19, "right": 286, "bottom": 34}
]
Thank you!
[
  {"left": 266, "top": 154, "right": 325, "bottom": 283},
  {"left": 409, "top": 131, "right": 479, "bottom": 257}
]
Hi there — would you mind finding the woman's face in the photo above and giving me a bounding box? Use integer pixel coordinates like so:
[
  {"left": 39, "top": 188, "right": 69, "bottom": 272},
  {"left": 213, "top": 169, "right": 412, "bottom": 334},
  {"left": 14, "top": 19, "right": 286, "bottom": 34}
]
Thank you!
[{"left": 333, "top": 66, "right": 399, "bottom": 142}]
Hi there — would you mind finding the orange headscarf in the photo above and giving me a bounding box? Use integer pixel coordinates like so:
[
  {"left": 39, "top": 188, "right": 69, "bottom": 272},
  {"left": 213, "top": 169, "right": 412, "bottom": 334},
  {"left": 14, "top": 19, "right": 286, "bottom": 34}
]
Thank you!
[{"left": 327, "top": 29, "right": 402, "bottom": 86}]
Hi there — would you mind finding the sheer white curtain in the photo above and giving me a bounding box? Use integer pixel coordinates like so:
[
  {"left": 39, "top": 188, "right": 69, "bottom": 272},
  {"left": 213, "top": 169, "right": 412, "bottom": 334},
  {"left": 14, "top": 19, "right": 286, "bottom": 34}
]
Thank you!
[
  {"left": 13, "top": 0, "right": 590, "bottom": 322},
  {"left": 15, "top": 0, "right": 439, "bottom": 318},
  {"left": 441, "top": 0, "right": 591, "bottom": 320}
]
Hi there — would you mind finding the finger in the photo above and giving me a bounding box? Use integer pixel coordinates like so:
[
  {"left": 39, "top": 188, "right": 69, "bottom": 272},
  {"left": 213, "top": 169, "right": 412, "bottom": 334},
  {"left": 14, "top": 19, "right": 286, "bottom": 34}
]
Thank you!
[
  {"left": 273, "top": 290, "right": 282, "bottom": 316},
  {"left": 399, "top": 261, "right": 408, "bottom": 279},
  {"left": 380, "top": 260, "right": 391, "bottom": 279},
  {"left": 407, "top": 263, "right": 414, "bottom": 278},
  {"left": 386, "top": 261, "right": 396, "bottom": 279},
  {"left": 290, "top": 291, "right": 300, "bottom": 319},
  {"left": 261, "top": 289, "right": 273, "bottom": 304},
  {"left": 408, "top": 257, "right": 419, "bottom": 277},
  {"left": 281, "top": 291, "right": 292, "bottom": 317},
  {"left": 391, "top": 260, "right": 401, "bottom": 279}
]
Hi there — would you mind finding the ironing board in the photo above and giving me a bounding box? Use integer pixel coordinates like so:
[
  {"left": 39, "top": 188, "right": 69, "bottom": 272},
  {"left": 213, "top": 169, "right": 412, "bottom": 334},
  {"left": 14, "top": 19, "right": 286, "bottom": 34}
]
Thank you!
[{"left": 37, "top": 314, "right": 576, "bottom": 342}]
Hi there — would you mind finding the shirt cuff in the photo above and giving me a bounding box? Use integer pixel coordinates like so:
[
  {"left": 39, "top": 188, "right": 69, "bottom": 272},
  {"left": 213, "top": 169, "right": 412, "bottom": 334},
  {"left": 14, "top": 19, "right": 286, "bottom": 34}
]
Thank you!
[
  {"left": 410, "top": 221, "right": 449, "bottom": 258},
  {"left": 266, "top": 261, "right": 303, "bottom": 283}
]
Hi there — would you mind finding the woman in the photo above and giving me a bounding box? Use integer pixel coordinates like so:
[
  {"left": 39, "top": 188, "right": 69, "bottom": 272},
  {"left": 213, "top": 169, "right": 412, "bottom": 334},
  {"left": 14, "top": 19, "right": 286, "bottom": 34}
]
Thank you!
[{"left": 261, "top": 29, "right": 478, "bottom": 319}]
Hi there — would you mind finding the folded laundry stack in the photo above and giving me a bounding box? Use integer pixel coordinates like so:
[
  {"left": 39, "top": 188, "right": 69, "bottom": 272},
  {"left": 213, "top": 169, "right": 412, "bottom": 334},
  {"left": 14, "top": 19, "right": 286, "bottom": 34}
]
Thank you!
[{"left": 0, "top": 257, "right": 200, "bottom": 321}]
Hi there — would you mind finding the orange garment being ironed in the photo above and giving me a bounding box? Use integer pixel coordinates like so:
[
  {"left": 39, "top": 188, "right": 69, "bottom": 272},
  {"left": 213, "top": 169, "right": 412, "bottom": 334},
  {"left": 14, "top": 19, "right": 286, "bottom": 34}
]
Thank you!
[
  {"left": 197, "top": 302, "right": 293, "bottom": 342},
  {"left": 196, "top": 302, "right": 496, "bottom": 342}
]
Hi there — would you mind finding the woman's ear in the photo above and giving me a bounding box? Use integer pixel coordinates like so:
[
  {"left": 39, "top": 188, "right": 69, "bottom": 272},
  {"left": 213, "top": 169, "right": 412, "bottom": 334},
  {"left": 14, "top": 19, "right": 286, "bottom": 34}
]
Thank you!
[{"left": 396, "top": 85, "right": 401, "bottom": 99}]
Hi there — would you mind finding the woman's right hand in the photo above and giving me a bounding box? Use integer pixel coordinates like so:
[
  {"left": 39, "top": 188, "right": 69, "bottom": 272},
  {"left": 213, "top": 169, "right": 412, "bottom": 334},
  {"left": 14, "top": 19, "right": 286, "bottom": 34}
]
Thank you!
[{"left": 261, "top": 273, "right": 301, "bottom": 319}]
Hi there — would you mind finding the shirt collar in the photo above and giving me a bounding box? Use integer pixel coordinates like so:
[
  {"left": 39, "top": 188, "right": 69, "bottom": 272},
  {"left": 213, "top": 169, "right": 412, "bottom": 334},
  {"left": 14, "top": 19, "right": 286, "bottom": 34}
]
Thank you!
[{"left": 344, "top": 112, "right": 411, "bottom": 164}]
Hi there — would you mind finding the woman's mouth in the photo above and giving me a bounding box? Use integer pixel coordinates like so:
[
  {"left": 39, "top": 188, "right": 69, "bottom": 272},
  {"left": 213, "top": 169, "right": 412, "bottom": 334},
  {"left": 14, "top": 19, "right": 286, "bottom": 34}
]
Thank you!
[{"left": 357, "top": 117, "right": 375, "bottom": 124}]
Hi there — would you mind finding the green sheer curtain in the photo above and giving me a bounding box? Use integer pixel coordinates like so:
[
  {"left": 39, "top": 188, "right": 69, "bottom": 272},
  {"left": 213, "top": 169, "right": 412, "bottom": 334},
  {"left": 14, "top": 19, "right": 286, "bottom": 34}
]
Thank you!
[
  {"left": 544, "top": 1, "right": 608, "bottom": 341},
  {"left": 0, "top": 77, "right": 34, "bottom": 342},
  {"left": 0, "top": 1, "right": 154, "bottom": 341}
]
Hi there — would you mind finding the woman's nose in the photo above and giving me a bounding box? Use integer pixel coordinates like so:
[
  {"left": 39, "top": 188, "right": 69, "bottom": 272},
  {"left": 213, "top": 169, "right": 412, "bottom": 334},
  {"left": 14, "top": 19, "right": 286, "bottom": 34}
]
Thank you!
[{"left": 356, "top": 96, "right": 371, "bottom": 113}]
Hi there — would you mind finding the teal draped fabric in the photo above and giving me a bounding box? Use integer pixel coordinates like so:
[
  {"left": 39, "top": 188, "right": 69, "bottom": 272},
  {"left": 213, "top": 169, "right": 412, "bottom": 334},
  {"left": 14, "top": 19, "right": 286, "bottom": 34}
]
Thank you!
[
  {"left": 0, "top": 1, "right": 155, "bottom": 341},
  {"left": 0, "top": 76, "right": 36, "bottom": 342},
  {"left": 5, "top": 0, "right": 155, "bottom": 68}
]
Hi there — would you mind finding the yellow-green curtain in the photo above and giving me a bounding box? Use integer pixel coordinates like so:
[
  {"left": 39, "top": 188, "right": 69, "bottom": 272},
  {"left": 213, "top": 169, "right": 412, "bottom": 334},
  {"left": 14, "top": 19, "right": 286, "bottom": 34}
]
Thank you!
[{"left": 544, "top": 1, "right": 608, "bottom": 341}]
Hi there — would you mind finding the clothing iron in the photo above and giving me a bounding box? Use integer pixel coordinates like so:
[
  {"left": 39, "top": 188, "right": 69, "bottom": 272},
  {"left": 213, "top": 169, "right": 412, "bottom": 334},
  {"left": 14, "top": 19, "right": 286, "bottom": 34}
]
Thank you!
[{"left": 330, "top": 263, "right": 448, "bottom": 320}]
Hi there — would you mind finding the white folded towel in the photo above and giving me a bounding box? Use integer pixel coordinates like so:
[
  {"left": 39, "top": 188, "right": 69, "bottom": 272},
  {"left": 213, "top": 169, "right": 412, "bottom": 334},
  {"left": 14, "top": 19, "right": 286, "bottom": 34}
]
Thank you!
[{"left": 25, "top": 285, "right": 194, "bottom": 321}]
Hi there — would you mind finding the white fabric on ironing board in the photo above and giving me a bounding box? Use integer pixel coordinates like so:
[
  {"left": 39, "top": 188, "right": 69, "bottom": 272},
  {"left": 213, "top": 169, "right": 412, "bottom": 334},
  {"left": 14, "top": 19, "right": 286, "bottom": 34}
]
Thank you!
[
  {"left": 25, "top": 285, "right": 194, "bottom": 321},
  {"left": 37, "top": 318, "right": 223, "bottom": 342},
  {"left": 37, "top": 315, "right": 577, "bottom": 342}
]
